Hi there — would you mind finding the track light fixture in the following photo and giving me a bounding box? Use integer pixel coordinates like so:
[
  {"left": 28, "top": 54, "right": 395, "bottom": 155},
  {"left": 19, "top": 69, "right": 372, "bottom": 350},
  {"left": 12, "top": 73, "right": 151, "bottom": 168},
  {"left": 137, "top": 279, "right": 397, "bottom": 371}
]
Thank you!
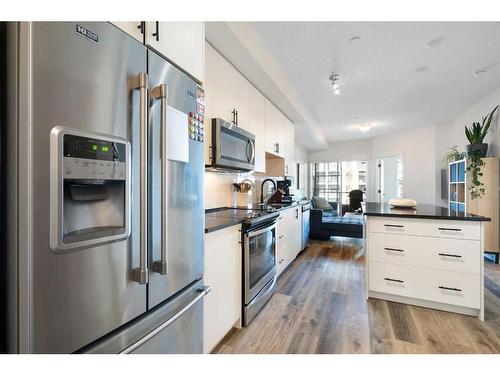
[{"left": 329, "top": 72, "right": 341, "bottom": 95}]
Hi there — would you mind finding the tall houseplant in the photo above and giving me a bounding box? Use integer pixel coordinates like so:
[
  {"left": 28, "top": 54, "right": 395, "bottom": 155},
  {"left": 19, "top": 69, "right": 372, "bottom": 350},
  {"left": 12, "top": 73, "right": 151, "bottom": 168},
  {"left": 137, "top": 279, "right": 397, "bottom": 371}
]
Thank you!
[{"left": 465, "top": 105, "right": 498, "bottom": 157}]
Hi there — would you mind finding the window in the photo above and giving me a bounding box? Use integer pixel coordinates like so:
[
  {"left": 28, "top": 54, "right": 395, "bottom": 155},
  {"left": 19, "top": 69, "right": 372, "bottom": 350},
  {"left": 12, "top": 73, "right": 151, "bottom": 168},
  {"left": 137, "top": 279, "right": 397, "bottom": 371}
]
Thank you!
[{"left": 310, "top": 160, "right": 368, "bottom": 212}]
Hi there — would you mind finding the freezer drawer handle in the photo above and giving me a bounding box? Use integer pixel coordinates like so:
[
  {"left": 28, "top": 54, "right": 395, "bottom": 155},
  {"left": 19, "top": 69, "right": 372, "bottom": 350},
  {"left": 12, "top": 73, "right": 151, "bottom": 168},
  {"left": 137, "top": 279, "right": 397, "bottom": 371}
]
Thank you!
[
  {"left": 151, "top": 83, "right": 169, "bottom": 275},
  {"left": 438, "top": 227, "right": 462, "bottom": 232},
  {"left": 120, "top": 286, "right": 211, "bottom": 354},
  {"left": 130, "top": 73, "right": 149, "bottom": 284}
]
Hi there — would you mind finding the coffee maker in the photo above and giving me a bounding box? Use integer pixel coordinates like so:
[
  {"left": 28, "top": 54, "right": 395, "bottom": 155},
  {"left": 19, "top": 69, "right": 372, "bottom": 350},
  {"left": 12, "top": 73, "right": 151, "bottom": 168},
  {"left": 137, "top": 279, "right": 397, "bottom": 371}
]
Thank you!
[{"left": 276, "top": 178, "right": 294, "bottom": 203}]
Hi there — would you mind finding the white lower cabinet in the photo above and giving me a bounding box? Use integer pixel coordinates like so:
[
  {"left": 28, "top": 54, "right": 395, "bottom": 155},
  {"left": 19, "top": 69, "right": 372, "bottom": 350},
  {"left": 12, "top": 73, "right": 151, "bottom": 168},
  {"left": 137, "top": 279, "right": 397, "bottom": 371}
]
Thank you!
[
  {"left": 366, "top": 216, "right": 484, "bottom": 319},
  {"left": 204, "top": 225, "right": 242, "bottom": 353},
  {"left": 368, "top": 232, "right": 481, "bottom": 274},
  {"left": 369, "top": 261, "right": 480, "bottom": 309},
  {"left": 276, "top": 206, "right": 304, "bottom": 277}
]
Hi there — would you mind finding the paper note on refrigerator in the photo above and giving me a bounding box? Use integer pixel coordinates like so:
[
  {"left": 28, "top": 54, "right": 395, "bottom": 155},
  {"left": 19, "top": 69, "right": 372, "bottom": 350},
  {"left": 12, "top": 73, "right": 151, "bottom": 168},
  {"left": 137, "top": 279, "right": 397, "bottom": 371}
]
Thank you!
[{"left": 167, "top": 105, "right": 189, "bottom": 163}]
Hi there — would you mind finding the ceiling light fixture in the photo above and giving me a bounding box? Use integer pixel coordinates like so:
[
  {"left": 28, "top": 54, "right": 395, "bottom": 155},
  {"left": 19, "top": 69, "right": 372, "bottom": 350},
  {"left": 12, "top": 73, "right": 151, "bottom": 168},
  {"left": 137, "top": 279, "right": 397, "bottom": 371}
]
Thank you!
[
  {"left": 413, "top": 65, "right": 429, "bottom": 74},
  {"left": 426, "top": 37, "right": 444, "bottom": 48},
  {"left": 474, "top": 69, "right": 487, "bottom": 77},
  {"left": 329, "top": 72, "right": 341, "bottom": 95},
  {"left": 359, "top": 123, "right": 374, "bottom": 132}
]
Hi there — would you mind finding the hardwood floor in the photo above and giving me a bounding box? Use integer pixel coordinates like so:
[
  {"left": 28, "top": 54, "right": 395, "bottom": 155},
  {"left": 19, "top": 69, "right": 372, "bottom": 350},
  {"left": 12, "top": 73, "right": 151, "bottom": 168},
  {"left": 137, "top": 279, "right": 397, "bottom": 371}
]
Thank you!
[{"left": 213, "top": 238, "right": 500, "bottom": 354}]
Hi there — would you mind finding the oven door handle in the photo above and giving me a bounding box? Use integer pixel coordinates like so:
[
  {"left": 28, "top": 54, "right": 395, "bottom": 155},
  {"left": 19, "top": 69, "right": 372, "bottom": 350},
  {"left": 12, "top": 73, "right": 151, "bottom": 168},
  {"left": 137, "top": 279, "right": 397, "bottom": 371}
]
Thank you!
[{"left": 245, "top": 222, "right": 278, "bottom": 238}]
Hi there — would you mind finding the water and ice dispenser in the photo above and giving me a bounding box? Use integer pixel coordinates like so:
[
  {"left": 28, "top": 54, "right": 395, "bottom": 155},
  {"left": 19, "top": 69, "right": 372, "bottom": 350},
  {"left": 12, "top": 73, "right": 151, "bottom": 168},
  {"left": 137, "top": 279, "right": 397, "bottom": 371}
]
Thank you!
[{"left": 50, "top": 127, "right": 130, "bottom": 252}]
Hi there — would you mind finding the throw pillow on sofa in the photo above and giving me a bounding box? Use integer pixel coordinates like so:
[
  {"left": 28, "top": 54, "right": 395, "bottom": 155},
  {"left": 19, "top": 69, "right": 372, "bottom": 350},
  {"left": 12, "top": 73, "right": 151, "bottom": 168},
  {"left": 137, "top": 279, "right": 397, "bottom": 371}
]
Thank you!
[{"left": 311, "top": 196, "right": 334, "bottom": 212}]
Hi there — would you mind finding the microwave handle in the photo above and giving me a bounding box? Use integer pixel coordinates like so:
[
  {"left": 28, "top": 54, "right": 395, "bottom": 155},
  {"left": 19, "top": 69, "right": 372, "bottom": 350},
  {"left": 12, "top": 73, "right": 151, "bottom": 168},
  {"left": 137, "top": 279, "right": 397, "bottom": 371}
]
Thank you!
[{"left": 247, "top": 140, "right": 255, "bottom": 163}]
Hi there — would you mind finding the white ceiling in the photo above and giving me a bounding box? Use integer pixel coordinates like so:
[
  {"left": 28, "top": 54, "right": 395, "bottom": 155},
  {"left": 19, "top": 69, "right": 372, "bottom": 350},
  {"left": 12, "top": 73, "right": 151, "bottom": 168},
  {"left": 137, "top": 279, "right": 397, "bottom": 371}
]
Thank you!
[{"left": 207, "top": 22, "right": 500, "bottom": 148}]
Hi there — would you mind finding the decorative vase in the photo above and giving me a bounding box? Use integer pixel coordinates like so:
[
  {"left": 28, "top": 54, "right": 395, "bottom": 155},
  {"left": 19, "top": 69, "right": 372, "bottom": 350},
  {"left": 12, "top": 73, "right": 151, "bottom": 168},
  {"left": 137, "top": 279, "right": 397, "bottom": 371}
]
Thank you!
[{"left": 466, "top": 143, "right": 488, "bottom": 158}]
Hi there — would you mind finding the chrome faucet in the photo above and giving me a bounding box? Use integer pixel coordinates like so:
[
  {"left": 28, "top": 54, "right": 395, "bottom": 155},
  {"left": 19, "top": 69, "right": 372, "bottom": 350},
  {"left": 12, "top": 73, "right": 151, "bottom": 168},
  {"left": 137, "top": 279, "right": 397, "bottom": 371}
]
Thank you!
[{"left": 260, "top": 178, "right": 277, "bottom": 204}]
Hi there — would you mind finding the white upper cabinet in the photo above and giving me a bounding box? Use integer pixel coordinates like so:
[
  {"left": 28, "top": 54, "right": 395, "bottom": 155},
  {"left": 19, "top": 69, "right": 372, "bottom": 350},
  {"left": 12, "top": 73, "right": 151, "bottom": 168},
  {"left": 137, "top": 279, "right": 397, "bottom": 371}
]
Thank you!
[
  {"left": 205, "top": 43, "right": 246, "bottom": 126},
  {"left": 284, "top": 119, "right": 295, "bottom": 177},
  {"left": 145, "top": 22, "right": 204, "bottom": 83},
  {"left": 110, "top": 22, "right": 144, "bottom": 43},
  {"left": 204, "top": 41, "right": 295, "bottom": 173},
  {"left": 264, "top": 98, "right": 285, "bottom": 157},
  {"left": 246, "top": 84, "right": 266, "bottom": 173}
]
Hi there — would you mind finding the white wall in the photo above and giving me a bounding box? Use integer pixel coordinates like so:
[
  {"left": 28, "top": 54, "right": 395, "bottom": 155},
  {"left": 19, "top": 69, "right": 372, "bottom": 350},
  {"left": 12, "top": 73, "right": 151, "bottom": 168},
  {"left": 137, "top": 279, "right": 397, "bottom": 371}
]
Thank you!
[
  {"left": 309, "top": 139, "right": 371, "bottom": 163},
  {"left": 294, "top": 143, "right": 308, "bottom": 200},
  {"left": 306, "top": 86, "right": 500, "bottom": 207},
  {"left": 308, "top": 125, "right": 437, "bottom": 205},
  {"left": 435, "top": 87, "right": 500, "bottom": 205},
  {"left": 371, "top": 124, "right": 436, "bottom": 204}
]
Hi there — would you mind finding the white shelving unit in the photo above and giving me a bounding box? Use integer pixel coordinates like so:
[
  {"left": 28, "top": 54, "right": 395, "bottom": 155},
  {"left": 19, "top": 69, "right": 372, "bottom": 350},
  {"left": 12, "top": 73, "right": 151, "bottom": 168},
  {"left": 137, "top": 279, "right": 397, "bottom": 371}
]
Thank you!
[{"left": 448, "top": 159, "right": 467, "bottom": 215}]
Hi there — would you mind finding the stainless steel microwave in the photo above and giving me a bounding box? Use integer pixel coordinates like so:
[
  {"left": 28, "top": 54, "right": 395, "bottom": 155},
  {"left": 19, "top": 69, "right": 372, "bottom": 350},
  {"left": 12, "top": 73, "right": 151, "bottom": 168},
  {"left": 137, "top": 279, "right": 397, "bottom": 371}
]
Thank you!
[{"left": 207, "top": 118, "right": 256, "bottom": 171}]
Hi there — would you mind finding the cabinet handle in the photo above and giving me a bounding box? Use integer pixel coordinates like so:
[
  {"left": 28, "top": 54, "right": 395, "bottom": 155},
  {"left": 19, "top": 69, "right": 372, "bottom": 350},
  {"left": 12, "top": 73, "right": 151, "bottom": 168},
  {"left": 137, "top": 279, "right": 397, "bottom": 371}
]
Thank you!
[
  {"left": 438, "top": 253, "right": 462, "bottom": 258},
  {"left": 384, "top": 247, "right": 404, "bottom": 253},
  {"left": 231, "top": 109, "right": 237, "bottom": 126},
  {"left": 439, "top": 286, "right": 462, "bottom": 292},
  {"left": 152, "top": 21, "right": 159, "bottom": 41},
  {"left": 277, "top": 142, "right": 280, "bottom": 153},
  {"left": 384, "top": 277, "right": 404, "bottom": 283},
  {"left": 295, "top": 209, "right": 298, "bottom": 219},
  {"left": 384, "top": 224, "right": 404, "bottom": 228},
  {"left": 438, "top": 227, "right": 462, "bottom": 232},
  {"left": 236, "top": 110, "right": 239, "bottom": 126},
  {"left": 137, "top": 22, "right": 145, "bottom": 34}
]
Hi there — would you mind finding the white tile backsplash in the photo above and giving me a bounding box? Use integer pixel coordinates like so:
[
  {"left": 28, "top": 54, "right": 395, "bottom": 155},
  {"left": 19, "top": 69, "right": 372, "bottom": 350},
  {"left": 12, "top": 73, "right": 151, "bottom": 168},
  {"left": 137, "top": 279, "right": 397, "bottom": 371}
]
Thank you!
[{"left": 205, "top": 171, "right": 269, "bottom": 209}]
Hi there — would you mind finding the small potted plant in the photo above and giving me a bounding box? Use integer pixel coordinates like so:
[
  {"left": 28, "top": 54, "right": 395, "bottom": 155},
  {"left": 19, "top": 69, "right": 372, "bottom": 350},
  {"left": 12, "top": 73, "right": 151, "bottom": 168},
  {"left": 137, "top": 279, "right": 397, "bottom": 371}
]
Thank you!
[{"left": 465, "top": 105, "right": 498, "bottom": 157}]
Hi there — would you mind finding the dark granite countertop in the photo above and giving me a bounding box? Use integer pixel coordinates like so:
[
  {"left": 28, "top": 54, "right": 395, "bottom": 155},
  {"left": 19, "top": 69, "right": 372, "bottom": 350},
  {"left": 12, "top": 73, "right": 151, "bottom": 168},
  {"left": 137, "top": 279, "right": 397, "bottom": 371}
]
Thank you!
[
  {"left": 205, "top": 200, "right": 310, "bottom": 233},
  {"left": 363, "top": 202, "right": 490, "bottom": 222}
]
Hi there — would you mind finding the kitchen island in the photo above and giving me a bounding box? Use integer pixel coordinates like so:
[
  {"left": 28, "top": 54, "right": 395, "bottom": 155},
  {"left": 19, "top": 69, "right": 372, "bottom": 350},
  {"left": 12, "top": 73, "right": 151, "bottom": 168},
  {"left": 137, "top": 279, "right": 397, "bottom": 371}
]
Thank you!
[{"left": 364, "top": 202, "right": 490, "bottom": 320}]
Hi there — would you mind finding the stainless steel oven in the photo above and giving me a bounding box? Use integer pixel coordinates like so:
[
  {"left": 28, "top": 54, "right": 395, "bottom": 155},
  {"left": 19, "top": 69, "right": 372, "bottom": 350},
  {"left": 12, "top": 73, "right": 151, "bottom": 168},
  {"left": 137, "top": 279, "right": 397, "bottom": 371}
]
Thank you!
[
  {"left": 208, "top": 118, "right": 255, "bottom": 172},
  {"left": 242, "top": 214, "right": 279, "bottom": 326}
]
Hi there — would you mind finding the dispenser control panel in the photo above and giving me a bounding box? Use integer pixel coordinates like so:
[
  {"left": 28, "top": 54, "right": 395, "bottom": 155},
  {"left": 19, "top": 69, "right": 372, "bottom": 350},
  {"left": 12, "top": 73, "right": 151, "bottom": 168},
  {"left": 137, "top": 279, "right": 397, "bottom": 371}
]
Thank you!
[{"left": 63, "top": 134, "right": 127, "bottom": 181}]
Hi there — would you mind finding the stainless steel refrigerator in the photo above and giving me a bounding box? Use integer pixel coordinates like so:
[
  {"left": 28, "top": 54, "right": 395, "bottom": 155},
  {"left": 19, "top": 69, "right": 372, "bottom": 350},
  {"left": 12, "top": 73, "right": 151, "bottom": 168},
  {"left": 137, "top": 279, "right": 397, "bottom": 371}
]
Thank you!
[{"left": 1, "top": 22, "right": 208, "bottom": 353}]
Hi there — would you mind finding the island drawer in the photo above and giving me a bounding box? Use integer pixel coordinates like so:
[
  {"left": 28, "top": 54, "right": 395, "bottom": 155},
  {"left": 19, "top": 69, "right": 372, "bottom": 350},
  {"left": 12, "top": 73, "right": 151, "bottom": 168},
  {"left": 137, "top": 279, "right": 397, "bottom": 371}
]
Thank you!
[
  {"left": 368, "top": 232, "right": 481, "bottom": 274},
  {"left": 369, "top": 261, "right": 480, "bottom": 309},
  {"left": 367, "top": 216, "right": 481, "bottom": 240}
]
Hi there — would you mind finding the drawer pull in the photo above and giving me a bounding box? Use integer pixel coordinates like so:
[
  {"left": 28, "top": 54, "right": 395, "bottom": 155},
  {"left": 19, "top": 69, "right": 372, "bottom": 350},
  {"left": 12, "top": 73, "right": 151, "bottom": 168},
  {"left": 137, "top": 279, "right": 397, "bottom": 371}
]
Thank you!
[
  {"left": 438, "top": 253, "right": 462, "bottom": 258},
  {"left": 384, "top": 277, "right": 404, "bottom": 283},
  {"left": 438, "top": 286, "right": 462, "bottom": 292},
  {"left": 438, "top": 227, "right": 462, "bottom": 232},
  {"left": 384, "top": 224, "right": 404, "bottom": 228},
  {"left": 384, "top": 247, "right": 404, "bottom": 253}
]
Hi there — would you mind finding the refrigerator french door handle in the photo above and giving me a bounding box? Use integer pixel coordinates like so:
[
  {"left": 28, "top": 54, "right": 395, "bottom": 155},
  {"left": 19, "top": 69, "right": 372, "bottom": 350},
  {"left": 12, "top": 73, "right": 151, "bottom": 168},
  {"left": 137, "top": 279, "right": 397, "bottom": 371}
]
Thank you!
[
  {"left": 151, "top": 83, "right": 169, "bottom": 275},
  {"left": 120, "top": 286, "right": 211, "bottom": 354},
  {"left": 130, "top": 73, "right": 149, "bottom": 285}
]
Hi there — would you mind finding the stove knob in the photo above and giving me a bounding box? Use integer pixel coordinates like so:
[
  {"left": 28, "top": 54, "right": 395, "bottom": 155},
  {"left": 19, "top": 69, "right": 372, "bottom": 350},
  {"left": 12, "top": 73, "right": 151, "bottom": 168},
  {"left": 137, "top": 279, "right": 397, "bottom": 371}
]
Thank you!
[
  {"left": 189, "top": 112, "right": 194, "bottom": 118},
  {"left": 190, "top": 133, "right": 196, "bottom": 140}
]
